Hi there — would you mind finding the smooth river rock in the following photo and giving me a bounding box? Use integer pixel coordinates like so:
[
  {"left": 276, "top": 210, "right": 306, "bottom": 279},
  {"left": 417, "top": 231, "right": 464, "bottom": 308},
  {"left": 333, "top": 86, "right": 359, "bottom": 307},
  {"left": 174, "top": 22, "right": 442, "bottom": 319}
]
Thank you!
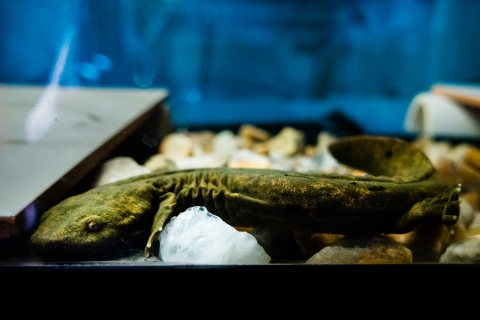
[{"left": 305, "top": 235, "right": 412, "bottom": 264}]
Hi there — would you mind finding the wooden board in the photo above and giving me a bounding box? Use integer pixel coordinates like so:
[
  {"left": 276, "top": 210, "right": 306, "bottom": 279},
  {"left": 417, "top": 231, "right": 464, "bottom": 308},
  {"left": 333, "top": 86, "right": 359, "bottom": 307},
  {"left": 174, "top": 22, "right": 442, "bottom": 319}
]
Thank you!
[{"left": 0, "top": 85, "right": 168, "bottom": 238}]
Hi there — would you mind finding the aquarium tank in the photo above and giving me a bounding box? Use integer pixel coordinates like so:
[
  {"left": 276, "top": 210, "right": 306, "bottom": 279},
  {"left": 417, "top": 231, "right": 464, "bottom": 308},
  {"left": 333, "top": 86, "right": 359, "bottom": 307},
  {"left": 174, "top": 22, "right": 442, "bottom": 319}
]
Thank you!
[
  {"left": 1, "top": 0, "right": 480, "bottom": 135},
  {"left": 2, "top": 0, "right": 480, "bottom": 274}
]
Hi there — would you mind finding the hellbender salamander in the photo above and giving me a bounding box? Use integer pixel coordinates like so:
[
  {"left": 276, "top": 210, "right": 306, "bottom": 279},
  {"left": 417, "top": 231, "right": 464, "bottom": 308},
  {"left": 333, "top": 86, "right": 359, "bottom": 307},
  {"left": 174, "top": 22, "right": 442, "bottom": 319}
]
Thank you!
[{"left": 30, "top": 135, "right": 461, "bottom": 260}]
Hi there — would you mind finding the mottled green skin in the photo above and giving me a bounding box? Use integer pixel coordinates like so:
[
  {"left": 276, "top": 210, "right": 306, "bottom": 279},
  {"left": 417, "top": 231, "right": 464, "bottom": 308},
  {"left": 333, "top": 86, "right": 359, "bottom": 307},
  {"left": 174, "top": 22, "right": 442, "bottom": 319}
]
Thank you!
[{"left": 30, "top": 136, "right": 461, "bottom": 260}]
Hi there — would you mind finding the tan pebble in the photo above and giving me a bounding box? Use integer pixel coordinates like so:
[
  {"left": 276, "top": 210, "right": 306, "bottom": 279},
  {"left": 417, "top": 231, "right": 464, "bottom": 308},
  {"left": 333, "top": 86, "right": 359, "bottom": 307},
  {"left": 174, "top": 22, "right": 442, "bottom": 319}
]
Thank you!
[
  {"left": 186, "top": 130, "right": 215, "bottom": 154},
  {"left": 412, "top": 137, "right": 451, "bottom": 168},
  {"left": 159, "top": 133, "right": 194, "bottom": 158},
  {"left": 468, "top": 227, "right": 480, "bottom": 236},
  {"left": 463, "top": 145, "right": 480, "bottom": 172},
  {"left": 462, "top": 190, "right": 480, "bottom": 212},
  {"left": 251, "top": 141, "right": 270, "bottom": 156},
  {"left": 433, "top": 155, "right": 480, "bottom": 194},
  {"left": 238, "top": 124, "right": 270, "bottom": 141},
  {"left": 304, "top": 145, "right": 316, "bottom": 158},
  {"left": 305, "top": 236, "right": 412, "bottom": 264},
  {"left": 269, "top": 127, "right": 305, "bottom": 157},
  {"left": 238, "top": 125, "right": 270, "bottom": 149}
]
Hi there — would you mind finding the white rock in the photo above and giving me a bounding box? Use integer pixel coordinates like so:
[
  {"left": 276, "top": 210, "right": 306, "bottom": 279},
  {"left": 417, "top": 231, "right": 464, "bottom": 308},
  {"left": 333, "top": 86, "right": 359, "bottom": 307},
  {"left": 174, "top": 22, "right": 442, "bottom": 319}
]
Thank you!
[
  {"left": 309, "top": 132, "right": 351, "bottom": 173},
  {"left": 291, "top": 156, "right": 319, "bottom": 173},
  {"left": 469, "top": 212, "right": 480, "bottom": 230},
  {"left": 269, "top": 150, "right": 294, "bottom": 171},
  {"left": 459, "top": 199, "right": 475, "bottom": 229},
  {"left": 228, "top": 148, "right": 271, "bottom": 169},
  {"left": 172, "top": 153, "right": 230, "bottom": 170},
  {"left": 143, "top": 154, "right": 177, "bottom": 172},
  {"left": 212, "top": 130, "right": 240, "bottom": 156},
  {"left": 439, "top": 234, "right": 480, "bottom": 264},
  {"left": 269, "top": 153, "right": 318, "bottom": 172},
  {"left": 313, "top": 149, "right": 342, "bottom": 172},
  {"left": 93, "top": 157, "right": 151, "bottom": 186},
  {"left": 159, "top": 206, "right": 271, "bottom": 264},
  {"left": 159, "top": 133, "right": 194, "bottom": 158}
]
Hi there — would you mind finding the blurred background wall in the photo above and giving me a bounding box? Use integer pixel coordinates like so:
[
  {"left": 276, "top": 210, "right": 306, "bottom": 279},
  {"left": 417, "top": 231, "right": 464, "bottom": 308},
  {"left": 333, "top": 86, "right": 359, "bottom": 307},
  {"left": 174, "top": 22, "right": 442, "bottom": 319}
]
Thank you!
[{"left": 1, "top": 0, "right": 479, "bottom": 135}]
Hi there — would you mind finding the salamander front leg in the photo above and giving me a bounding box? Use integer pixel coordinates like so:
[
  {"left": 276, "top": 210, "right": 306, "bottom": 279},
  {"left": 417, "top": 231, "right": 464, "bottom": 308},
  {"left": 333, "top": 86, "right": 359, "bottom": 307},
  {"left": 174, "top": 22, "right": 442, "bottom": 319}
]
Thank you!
[
  {"left": 390, "top": 184, "right": 462, "bottom": 234},
  {"left": 144, "top": 192, "right": 177, "bottom": 257}
]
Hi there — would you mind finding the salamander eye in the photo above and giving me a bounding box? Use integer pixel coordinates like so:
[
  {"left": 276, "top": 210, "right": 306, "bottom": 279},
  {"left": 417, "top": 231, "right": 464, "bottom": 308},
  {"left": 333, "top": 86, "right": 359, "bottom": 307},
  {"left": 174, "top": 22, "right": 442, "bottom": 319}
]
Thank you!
[
  {"left": 86, "top": 220, "right": 105, "bottom": 232},
  {"left": 80, "top": 215, "right": 106, "bottom": 233}
]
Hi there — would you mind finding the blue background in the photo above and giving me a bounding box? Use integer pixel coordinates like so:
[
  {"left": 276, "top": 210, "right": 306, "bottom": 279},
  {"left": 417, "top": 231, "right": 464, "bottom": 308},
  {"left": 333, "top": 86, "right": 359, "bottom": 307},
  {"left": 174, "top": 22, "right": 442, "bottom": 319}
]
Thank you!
[{"left": 1, "top": 0, "right": 479, "bottom": 135}]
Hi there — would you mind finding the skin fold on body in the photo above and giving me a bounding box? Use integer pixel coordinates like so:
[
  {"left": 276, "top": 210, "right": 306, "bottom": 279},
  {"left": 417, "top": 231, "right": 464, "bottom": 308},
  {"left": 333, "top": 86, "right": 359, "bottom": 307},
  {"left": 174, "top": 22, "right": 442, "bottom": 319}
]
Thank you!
[{"left": 30, "top": 135, "right": 461, "bottom": 260}]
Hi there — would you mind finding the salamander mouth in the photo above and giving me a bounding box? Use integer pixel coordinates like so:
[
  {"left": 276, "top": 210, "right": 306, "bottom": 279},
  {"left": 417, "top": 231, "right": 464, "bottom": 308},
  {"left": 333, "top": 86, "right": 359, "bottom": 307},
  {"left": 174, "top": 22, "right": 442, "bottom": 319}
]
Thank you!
[
  {"left": 29, "top": 228, "right": 151, "bottom": 261},
  {"left": 29, "top": 228, "right": 115, "bottom": 261},
  {"left": 28, "top": 239, "right": 110, "bottom": 261}
]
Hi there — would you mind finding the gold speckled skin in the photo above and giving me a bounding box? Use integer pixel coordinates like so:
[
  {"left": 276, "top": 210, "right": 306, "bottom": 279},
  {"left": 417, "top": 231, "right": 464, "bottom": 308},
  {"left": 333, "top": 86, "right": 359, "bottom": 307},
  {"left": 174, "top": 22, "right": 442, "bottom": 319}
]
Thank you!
[{"left": 30, "top": 136, "right": 461, "bottom": 260}]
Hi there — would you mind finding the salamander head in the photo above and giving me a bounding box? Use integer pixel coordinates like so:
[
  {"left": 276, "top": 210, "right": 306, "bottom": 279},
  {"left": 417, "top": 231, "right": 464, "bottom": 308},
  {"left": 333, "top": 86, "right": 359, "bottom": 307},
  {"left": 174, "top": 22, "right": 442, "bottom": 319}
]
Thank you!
[{"left": 30, "top": 186, "right": 153, "bottom": 260}]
